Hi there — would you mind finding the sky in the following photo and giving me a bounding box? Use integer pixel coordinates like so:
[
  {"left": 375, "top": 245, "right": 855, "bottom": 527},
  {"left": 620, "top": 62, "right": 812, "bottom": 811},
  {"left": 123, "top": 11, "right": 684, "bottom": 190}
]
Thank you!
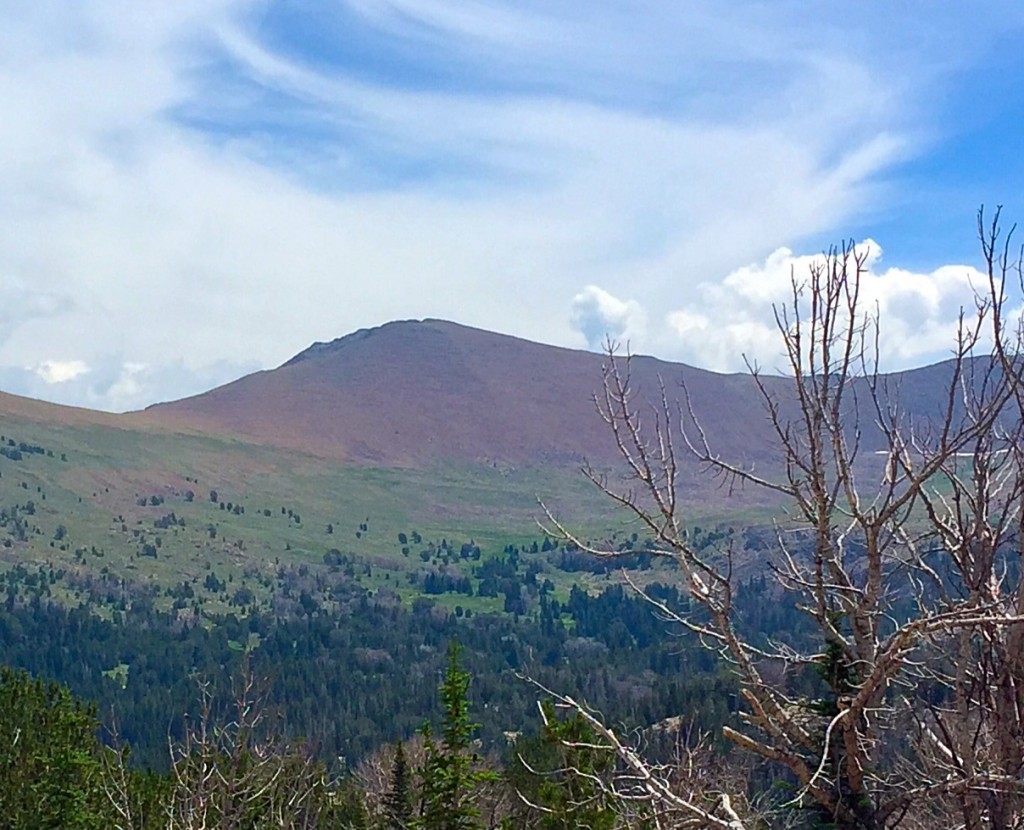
[{"left": 3, "top": 1, "right": 1024, "bottom": 412}]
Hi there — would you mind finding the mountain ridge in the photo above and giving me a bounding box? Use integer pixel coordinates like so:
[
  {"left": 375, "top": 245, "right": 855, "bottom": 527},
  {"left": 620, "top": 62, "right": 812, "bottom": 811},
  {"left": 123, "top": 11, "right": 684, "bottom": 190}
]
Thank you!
[
  {"left": 137, "top": 318, "right": 787, "bottom": 467},
  {"left": 1, "top": 318, "right": 972, "bottom": 472}
]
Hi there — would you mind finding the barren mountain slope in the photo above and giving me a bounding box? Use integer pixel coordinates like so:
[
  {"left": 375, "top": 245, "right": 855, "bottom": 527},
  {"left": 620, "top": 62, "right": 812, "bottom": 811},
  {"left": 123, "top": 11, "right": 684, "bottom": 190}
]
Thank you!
[{"left": 140, "top": 319, "right": 790, "bottom": 468}]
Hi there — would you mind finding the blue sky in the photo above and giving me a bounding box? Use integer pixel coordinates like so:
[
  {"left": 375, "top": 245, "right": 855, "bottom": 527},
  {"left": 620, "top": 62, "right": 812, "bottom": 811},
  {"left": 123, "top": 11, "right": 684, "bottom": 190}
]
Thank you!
[{"left": 2, "top": 1, "right": 1024, "bottom": 411}]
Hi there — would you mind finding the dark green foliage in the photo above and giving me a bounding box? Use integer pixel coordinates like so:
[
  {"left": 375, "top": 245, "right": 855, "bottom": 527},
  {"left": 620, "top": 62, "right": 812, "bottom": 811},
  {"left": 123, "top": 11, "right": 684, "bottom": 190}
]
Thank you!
[
  {"left": 384, "top": 741, "right": 413, "bottom": 830},
  {"left": 416, "top": 642, "right": 497, "bottom": 830},
  {"left": 511, "top": 701, "right": 617, "bottom": 830},
  {"left": 161, "top": 678, "right": 334, "bottom": 829},
  {"left": 0, "top": 601, "right": 240, "bottom": 770},
  {"left": 0, "top": 660, "right": 347, "bottom": 829},
  {"left": 0, "top": 522, "right": 781, "bottom": 780},
  {"left": 101, "top": 747, "right": 173, "bottom": 830},
  {"left": 331, "top": 780, "right": 371, "bottom": 829},
  {"left": 0, "top": 667, "right": 113, "bottom": 829},
  {"left": 0, "top": 577, "right": 740, "bottom": 770}
]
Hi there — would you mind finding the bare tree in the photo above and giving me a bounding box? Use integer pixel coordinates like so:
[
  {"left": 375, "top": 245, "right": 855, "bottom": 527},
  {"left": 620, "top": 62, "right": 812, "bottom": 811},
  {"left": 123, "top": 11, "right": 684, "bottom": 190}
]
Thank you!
[
  {"left": 105, "top": 659, "right": 333, "bottom": 830},
  {"left": 907, "top": 208, "right": 1024, "bottom": 830},
  {"left": 355, "top": 736, "right": 428, "bottom": 827},
  {"left": 542, "top": 214, "right": 1024, "bottom": 829},
  {"left": 519, "top": 681, "right": 759, "bottom": 829}
]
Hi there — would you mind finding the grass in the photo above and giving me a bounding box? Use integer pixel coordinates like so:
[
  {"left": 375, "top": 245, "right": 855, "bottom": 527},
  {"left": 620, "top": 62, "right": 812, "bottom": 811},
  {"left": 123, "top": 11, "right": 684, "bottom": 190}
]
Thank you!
[{"left": 0, "top": 411, "right": 779, "bottom": 618}]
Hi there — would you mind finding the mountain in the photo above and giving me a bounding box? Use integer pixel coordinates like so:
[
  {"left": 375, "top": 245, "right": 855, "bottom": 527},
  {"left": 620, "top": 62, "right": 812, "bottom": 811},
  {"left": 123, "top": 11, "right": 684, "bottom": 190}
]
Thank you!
[
  {"left": 0, "top": 320, "right": 813, "bottom": 609},
  {"left": 139, "top": 319, "right": 790, "bottom": 468},
  {"left": 0, "top": 319, "right": 1014, "bottom": 790},
  {"left": 0, "top": 318, "right": 981, "bottom": 597},
  {"left": 1, "top": 318, "right": 977, "bottom": 482},
  {"left": 0, "top": 320, "right": 994, "bottom": 779}
]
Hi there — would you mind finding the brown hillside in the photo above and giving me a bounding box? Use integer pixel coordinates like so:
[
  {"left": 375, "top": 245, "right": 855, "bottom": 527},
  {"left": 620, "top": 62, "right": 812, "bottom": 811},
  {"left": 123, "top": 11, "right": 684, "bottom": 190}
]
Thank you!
[
  {"left": 139, "top": 319, "right": 790, "bottom": 468},
  {"left": 0, "top": 321, "right": 974, "bottom": 474},
  {"left": 0, "top": 389, "right": 137, "bottom": 430}
]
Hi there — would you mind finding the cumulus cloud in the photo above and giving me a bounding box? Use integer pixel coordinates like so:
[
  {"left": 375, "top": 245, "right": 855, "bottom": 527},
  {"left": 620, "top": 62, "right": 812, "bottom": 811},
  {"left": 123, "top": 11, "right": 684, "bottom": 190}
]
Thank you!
[
  {"left": 34, "top": 360, "right": 89, "bottom": 384},
  {"left": 661, "top": 242, "right": 986, "bottom": 373},
  {"left": 570, "top": 285, "right": 646, "bottom": 349}
]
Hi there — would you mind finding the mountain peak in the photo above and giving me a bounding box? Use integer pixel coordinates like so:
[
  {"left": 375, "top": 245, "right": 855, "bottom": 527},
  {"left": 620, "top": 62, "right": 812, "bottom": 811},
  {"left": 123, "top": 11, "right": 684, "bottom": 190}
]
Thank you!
[
  {"left": 144, "top": 319, "right": 696, "bottom": 466},
  {"left": 136, "top": 320, "right": 958, "bottom": 470},
  {"left": 283, "top": 319, "right": 427, "bottom": 368}
]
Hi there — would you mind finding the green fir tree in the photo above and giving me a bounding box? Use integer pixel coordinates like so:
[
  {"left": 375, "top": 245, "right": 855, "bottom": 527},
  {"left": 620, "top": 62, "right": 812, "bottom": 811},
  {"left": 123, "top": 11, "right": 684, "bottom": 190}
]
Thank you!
[
  {"left": 0, "top": 667, "right": 113, "bottom": 829},
  {"left": 384, "top": 741, "right": 413, "bottom": 829},
  {"left": 416, "top": 642, "right": 496, "bottom": 830}
]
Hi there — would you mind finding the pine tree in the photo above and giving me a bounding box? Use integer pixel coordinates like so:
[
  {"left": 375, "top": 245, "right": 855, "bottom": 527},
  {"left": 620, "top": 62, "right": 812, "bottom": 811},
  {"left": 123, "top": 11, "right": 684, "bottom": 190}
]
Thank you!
[
  {"left": 416, "top": 642, "right": 496, "bottom": 830},
  {"left": 330, "top": 781, "right": 369, "bottom": 830},
  {"left": 0, "top": 667, "right": 113, "bottom": 829},
  {"left": 530, "top": 701, "right": 617, "bottom": 830},
  {"left": 383, "top": 741, "right": 412, "bottom": 829}
]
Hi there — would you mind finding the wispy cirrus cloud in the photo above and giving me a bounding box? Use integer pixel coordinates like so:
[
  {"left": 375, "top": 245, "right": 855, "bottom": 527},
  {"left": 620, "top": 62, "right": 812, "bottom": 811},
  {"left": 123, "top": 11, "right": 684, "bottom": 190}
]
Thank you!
[{"left": 1, "top": 2, "right": 1023, "bottom": 410}]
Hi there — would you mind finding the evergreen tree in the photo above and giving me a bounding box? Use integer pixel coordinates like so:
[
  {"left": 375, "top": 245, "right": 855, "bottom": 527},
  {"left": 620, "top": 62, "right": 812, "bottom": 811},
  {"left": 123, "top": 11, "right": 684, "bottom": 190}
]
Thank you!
[
  {"left": 416, "top": 641, "right": 496, "bottom": 830},
  {"left": 512, "top": 701, "right": 617, "bottom": 830},
  {"left": 383, "top": 741, "right": 413, "bottom": 829},
  {"left": 0, "top": 667, "right": 113, "bottom": 829},
  {"left": 331, "top": 782, "right": 370, "bottom": 830}
]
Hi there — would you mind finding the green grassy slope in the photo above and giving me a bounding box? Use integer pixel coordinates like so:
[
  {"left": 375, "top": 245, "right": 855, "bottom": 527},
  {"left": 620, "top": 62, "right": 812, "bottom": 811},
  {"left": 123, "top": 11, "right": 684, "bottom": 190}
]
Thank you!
[{"left": 1, "top": 408, "right": 730, "bottom": 617}]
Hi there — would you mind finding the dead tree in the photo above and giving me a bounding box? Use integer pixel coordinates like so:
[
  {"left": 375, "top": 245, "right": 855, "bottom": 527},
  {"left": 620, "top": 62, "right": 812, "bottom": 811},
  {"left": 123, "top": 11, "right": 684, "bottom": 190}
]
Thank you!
[
  {"left": 906, "top": 208, "right": 1024, "bottom": 830},
  {"left": 543, "top": 214, "right": 1024, "bottom": 829},
  {"left": 164, "top": 665, "right": 330, "bottom": 830},
  {"left": 105, "top": 660, "right": 332, "bottom": 830}
]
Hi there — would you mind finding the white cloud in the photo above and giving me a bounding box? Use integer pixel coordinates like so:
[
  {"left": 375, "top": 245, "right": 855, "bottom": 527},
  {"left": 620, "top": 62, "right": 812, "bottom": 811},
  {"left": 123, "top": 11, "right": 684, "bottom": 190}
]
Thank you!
[
  {"left": 0, "top": 355, "right": 257, "bottom": 413},
  {"left": 34, "top": 360, "right": 89, "bottom": 384},
  {"left": 0, "top": 3, "right": 1020, "bottom": 410},
  {"left": 570, "top": 285, "right": 646, "bottom": 349},
  {"left": 661, "top": 242, "right": 986, "bottom": 373}
]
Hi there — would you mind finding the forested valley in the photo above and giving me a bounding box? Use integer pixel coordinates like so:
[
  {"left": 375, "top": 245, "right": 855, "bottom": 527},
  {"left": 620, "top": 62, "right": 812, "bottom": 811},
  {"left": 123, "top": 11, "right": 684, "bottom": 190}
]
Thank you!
[{"left": 0, "top": 565, "right": 785, "bottom": 828}]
